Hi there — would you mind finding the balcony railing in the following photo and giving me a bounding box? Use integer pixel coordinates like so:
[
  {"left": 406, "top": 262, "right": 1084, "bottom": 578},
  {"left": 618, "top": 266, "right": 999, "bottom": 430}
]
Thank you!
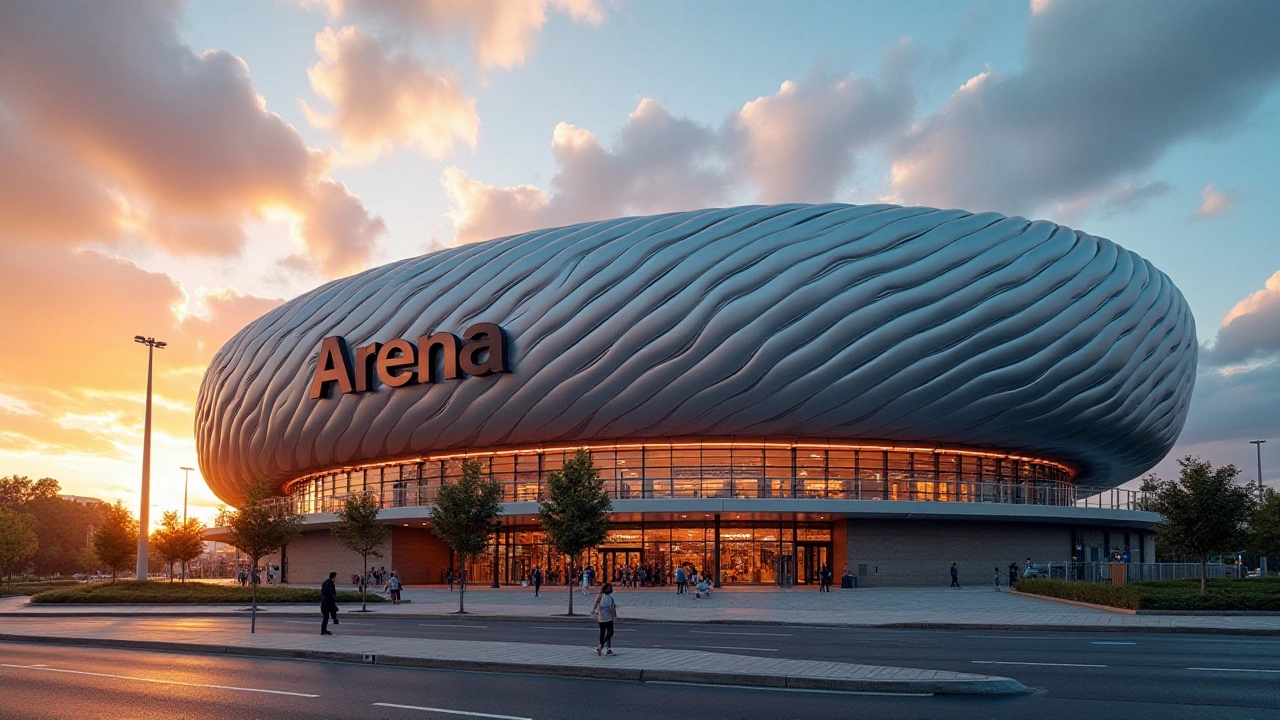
[{"left": 261, "top": 476, "right": 1152, "bottom": 516}]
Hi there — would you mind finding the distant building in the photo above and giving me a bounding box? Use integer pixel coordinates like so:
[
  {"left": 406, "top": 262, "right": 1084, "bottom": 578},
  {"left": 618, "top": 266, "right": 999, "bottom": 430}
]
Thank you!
[
  {"left": 199, "top": 204, "right": 1196, "bottom": 587},
  {"left": 60, "top": 495, "right": 104, "bottom": 506}
]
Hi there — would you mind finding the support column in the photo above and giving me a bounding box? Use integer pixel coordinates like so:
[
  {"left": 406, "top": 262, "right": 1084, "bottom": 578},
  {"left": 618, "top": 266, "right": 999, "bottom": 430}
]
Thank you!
[
  {"left": 491, "top": 527, "right": 501, "bottom": 588},
  {"left": 713, "top": 513, "right": 722, "bottom": 588}
]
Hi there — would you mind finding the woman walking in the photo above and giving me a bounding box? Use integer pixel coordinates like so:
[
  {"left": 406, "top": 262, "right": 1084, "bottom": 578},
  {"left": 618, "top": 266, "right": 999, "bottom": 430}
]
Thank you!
[{"left": 592, "top": 583, "right": 618, "bottom": 656}]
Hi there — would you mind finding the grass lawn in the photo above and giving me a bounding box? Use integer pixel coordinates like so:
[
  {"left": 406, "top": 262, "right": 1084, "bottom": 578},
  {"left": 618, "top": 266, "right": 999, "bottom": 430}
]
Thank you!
[
  {"left": 29, "top": 580, "right": 383, "bottom": 604},
  {"left": 1016, "top": 577, "right": 1280, "bottom": 611},
  {"left": 0, "top": 580, "right": 82, "bottom": 597}
]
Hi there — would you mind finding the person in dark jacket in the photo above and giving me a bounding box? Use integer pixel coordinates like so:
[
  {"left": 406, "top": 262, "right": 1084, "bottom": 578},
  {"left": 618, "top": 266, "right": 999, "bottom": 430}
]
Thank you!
[
  {"left": 532, "top": 567, "right": 543, "bottom": 597},
  {"left": 320, "top": 571, "right": 339, "bottom": 635}
]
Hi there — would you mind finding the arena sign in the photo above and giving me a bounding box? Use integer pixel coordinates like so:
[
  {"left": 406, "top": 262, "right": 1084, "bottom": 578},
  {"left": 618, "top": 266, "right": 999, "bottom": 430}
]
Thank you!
[{"left": 309, "top": 322, "right": 508, "bottom": 399}]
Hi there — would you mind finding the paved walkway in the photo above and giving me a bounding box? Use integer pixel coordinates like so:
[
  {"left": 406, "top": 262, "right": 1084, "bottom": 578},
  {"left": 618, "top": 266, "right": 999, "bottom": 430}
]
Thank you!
[
  {"left": 6, "top": 586, "right": 1280, "bottom": 633},
  {"left": 0, "top": 616, "right": 1026, "bottom": 695}
]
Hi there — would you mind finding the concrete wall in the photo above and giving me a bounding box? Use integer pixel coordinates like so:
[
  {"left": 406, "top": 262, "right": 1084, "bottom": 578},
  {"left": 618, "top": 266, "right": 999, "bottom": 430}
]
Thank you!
[
  {"left": 391, "top": 527, "right": 451, "bottom": 584},
  {"left": 266, "top": 530, "right": 379, "bottom": 587}
]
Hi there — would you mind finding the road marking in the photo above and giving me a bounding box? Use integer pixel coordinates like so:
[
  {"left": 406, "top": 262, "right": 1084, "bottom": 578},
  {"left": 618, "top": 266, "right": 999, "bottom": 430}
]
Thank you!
[
  {"left": 963, "top": 635, "right": 1081, "bottom": 641},
  {"left": 1091, "top": 641, "right": 1136, "bottom": 645},
  {"left": 690, "top": 630, "right": 792, "bottom": 637},
  {"left": 419, "top": 623, "right": 488, "bottom": 628},
  {"left": 1188, "top": 667, "right": 1280, "bottom": 674},
  {"left": 972, "top": 661, "right": 1106, "bottom": 668},
  {"left": 702, "top": 645, "right": 779, "bottom": 652},
  {"left": 0, "top": 663, "right": 319, "bottom": 697},
  {"left": 282, "top": 619, "right": 373, "bottom": 626},
  {"left": 372, "top": 702, "right": 532, "bottom": 719}
]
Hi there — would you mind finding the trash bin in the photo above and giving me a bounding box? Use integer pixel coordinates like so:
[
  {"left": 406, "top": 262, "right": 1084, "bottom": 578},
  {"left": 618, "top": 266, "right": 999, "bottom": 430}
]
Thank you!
[{"left": 841, "top": 574, "right": 855, "bottom": 589}]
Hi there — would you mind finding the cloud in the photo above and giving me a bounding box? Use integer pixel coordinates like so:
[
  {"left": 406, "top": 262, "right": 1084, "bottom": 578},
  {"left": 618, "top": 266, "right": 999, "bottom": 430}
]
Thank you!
[
  {"left": 326, "top": 0, "right": 606, "bottom": 70},
  {"left": 0, "top": 0, "right": 385, "bottom": 274},
  {"left": 1192, "top": 182, "right": 1237, "bottom": 219},
  {"left": 1202, "top": 270, "right": 1280, "bottom": 368},
  {"left": 890, "top": 1, "right": 1280, "bottom": 217},
  {"left": 728, "top": 44, "right": 915, "bottom": 203},
  {"left": 443, "top": 99, "right": 733, "bottom": 244},
  {"left": 1096, "top": 180, "right": 1174, "bottom": 218},
  {"left": 305, "top": 26, "right": 479, "bottom": 163}
]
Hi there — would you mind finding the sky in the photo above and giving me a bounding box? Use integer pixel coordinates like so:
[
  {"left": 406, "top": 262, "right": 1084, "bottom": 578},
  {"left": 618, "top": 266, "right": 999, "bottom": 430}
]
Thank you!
[{"left": 1, "top": 0, "right": 1279, "bottom": 528}]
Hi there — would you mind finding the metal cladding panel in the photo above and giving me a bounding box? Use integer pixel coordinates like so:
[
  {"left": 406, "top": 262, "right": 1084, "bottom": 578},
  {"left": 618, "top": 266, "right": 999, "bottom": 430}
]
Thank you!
[{"left": 195, "top": 204, "right": 1197, "bottom": 505}]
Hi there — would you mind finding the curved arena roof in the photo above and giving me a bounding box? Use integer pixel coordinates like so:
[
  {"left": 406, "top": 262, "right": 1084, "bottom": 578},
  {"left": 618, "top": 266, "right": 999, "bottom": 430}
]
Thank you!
[{"left": 196, "top": 204, "right": 1197, "bottom": 505}]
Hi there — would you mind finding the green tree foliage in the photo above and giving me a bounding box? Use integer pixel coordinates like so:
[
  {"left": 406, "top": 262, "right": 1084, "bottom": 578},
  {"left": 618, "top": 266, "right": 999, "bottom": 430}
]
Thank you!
[
  {"left": 1, "top": 475, "right": 107, "bottom": 576},
  {"left": 92, "top": 501, "right": 139, "bottom": 583},
  {"left": 429, "top": 459, "right": 503, "bottom": 614},
  {"left": 0, "top": 506, "right": 39, "bottom": 582},
  {"left": 331, "top": 491, "right": 389, "bottom": 611},
  {"left": 538, "top": 449, "right": 611, "bottom": 616},
  {"left": 1248, "top": 489, "right": 1280, "bottom": 563},
  {"left": 225, "top": 480, "right": 302, "bottom": 632},
  {"left": 151, "top": 511, "right": 206, "bottom": 583},
  {"left": 1150, "top": 457, "right": 1255, "bottom": 595}
]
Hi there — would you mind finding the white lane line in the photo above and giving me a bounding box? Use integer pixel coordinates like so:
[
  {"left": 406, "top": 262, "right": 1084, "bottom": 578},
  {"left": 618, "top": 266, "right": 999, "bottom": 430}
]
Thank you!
[
  {"left": 1091, "top": 641, "right": 1136, "bottom": 646},
  {"left": 1188, "top": 667, "right": 1280, "bottom": 674},
  {"left": 963, "top": 635, "right": 1080, "bottom": 641},
  {"left": 372, "top": 702, "right": 531, "bottom": 719},
  {"left": 282, "top": 620, "right": 373, "bottom": 626},
  {"left": 0, "top": 663, "right": 319, "bottom": 697},
  {"left": 419, "top": 623, "right": 488, "bottom": 628},
  {"left": 690, "top": 630, "right": 792, "bottom": 637},
  {"left": 702, "top": 645, "right": 779, "bottom": 652},
  {"left": 526, "top": 625, "right": 632, "bottom": 631},
  {"left": 972, "top": 661, "right": 1105, "bottom": 668}
]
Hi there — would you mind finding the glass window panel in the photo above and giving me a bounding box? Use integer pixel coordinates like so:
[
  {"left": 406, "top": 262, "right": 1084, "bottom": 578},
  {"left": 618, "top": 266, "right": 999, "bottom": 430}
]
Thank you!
[
  {"left": 798, "top": 527, "right": 831, "bottom": 541},
  {"left": 732, "top": 446, "right": 763, "bottom": 476}
]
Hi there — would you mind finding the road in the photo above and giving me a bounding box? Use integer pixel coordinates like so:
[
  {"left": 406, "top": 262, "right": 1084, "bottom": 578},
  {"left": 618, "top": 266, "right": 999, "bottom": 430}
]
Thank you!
[{"left": 1, "top": 617, "right": 1278, "bottom": 718}]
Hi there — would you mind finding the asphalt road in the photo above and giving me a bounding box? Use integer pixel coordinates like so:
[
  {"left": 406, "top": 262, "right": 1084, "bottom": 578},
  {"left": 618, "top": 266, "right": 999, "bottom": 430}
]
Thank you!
[{"left": 3, "top": 615, "right": 1279, "bottom": 717}]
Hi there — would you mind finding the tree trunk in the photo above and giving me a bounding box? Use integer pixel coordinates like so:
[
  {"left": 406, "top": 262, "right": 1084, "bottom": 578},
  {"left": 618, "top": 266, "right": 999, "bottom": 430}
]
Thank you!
[
  {"left": 1200, "top": 553, "right": 1208, "bottom": 596},
  {"left": 458, "top": 564, "right": 466, "bottom": 614},
  {"left": 169, "top": 561, "right": 174, "bottom": 583},
  {"left": 567, "top": 559, "right": 575, "bottom": 616},
  {"left": 250, "top": 556, "right": 259, "bottom": 633},
  {"left": 361, "top": 555, "right": 368, "bottom": 612}
]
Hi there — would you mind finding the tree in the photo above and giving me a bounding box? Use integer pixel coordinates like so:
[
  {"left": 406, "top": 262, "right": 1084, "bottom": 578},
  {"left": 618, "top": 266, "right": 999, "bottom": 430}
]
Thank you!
[
  {"left": 0, "top": 475, "right": 59, "bottom": 508},
  {"left": 225, "top": 480, "right": 302, "bottom": 632},
  {"left": 92, "top": 501, "right": 138, "bottom": 583},
  {"left": 0, "top": 506, "right": 39, "bottom": 583},
  {"left": 429, "top": 459, "right": 503, "bottom": 614},
  {"left": 1248, "top": 489, "right": 1280, "bottom": 564},
  {"left": 331, "top": 491, "right": 389, "bottom": 612},
  {"left": 151, "top": 511, "right": 206, "bottom": 583},
  {"left": 538, "top": 449, "right": 611, "bottom": 616},
  {"left": 1150, "top": 457, "right": 1255, "bottom": 595}
]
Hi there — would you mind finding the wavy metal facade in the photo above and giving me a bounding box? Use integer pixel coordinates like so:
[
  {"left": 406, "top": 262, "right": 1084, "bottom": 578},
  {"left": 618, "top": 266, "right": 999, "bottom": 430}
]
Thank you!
[{"left": 196, "top": 204, "right": 1197, "bottom": 505}]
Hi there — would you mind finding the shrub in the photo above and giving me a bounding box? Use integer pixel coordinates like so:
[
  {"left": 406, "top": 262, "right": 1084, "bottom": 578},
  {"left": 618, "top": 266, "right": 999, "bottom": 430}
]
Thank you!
[
  {"left": 1014, "top": 578, "right": 1140, "bottom": 610},
  {"left": 30, "top": 580, "right": 381, "bottom": 604}
]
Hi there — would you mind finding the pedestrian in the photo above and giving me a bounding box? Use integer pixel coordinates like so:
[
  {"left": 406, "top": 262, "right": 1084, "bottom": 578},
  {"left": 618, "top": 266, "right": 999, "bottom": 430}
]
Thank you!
[
  {"left": 388, "top": 570, "right": 402, "bottom": 605},
  {"left": 580, "top": 568, "right": 590, "bottom": 595},
  {"left": 674, "top": 565, "right": 686, "bottom": 594},
  {"left": 1008, "top": 562, "right": 1018, "bottom": 588},
  {"left": 592, "top": 582, "right": 618, "bottom": 656},
  {"left": 993, "top": 567, "right": 1001, "bottom": 591},
  {"left": 950, "top": 561, "right": 960, "bottom": 588},
  {"left": 320, "top": 571, "right": 340, "bottom": 635},
  {"left": 446, "top": 567, "right": 454, "bottom": 592},
  {"left": 532, "top": 566, "right": 543, "bottom": 597}
]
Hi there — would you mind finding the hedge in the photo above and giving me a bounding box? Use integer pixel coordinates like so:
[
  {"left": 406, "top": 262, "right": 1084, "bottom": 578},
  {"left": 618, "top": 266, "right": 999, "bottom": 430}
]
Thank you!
[
  {"left": 30, "top": 580, "right": 382, "bottom": 604},
  {"left": 1013, "top": 578, "right": 1140, "bottom": 610},
  {"left": 1015, "top": 577, "right": 1280, "bottom": 611}
]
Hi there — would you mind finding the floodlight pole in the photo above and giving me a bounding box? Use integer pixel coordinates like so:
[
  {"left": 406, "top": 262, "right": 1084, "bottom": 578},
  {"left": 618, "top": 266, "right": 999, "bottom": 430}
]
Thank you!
[
  {"left": 134, "top": 336, "right": 166, "bottom": 582},
  {"left": 181, "top": 466, "right": 194, "bottom": 582},
  {"left": 1251, "top": 440, "right": 1266, "bottom": 502}
]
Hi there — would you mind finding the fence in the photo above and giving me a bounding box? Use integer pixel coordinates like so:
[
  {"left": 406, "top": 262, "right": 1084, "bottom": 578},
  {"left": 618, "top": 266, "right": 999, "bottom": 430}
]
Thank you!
[{"left": 1031, "top": 561, "right": 1243, "bottom": 583}]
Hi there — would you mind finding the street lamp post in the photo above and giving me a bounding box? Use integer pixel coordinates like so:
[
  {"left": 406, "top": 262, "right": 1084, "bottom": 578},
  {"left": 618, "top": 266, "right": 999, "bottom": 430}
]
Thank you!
[
  {"left": 134, "top": 335, "right": 166, "bottom": 582},
  {"left": 180, "top": 466, "right": 194, "bottom": 582},
  {"left": 1251, "top": 440, "right": 1266, "bottom": 502}
]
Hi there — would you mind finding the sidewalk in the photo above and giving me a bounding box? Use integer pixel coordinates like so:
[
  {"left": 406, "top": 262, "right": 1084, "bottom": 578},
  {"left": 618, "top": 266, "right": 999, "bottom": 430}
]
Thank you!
[
  {"left": 0, "top": 616, "right": 1028, "bottom": 696},
  {"left": 5, "top": 586, "right": 1280, "bottom": 634}
]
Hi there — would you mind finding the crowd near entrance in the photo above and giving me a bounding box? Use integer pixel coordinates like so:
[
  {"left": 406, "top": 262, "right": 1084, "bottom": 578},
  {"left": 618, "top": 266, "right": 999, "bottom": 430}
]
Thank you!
[{"left": 465, "top": 521, "right": 834, "bottom": 588}]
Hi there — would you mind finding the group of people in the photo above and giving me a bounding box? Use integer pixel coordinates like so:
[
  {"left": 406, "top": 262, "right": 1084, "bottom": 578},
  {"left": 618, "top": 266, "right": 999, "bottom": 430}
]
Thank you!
[
  {"left": 609, "top": 563, "right": 665, "bottom": 587},
  {"left": 948, "top": 558, "right": 1036, "bottom": 591},
  {"left": 236, "top": 567, "right": 272, "bottom": 586}
]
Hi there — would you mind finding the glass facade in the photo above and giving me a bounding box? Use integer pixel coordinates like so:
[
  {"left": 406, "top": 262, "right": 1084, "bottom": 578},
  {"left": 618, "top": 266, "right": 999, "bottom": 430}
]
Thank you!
[
  {"left": 464, "top": 522, "right": 832, "bottom": 587},
  {"left": 281, "top": 439, "right": 1076, "bottom": 514}
]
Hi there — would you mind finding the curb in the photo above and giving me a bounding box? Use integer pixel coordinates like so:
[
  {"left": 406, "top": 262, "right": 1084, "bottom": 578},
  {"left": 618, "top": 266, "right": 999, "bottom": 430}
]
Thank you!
[
  {"left": 0, "top": 632, "right": 1030, "bottom": 696},
  {"left": 1008, "top": 591, "right": 1137, "bottom": 614}
]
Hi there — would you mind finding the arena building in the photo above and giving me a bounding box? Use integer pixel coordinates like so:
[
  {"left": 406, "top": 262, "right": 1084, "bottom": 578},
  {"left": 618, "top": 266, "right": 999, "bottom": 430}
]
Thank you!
[{"left": 199, "top": 204, "right": 1197, "bottom": 587}]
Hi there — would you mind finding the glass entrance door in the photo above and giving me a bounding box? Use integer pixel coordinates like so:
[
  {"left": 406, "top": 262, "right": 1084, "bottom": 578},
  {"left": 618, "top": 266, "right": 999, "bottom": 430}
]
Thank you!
[
  {"left": 602, "top": 548, "right": 644, "bottom": 584},
  {"left": 796, "top": 543, "right": 830, "bottom": 584}
]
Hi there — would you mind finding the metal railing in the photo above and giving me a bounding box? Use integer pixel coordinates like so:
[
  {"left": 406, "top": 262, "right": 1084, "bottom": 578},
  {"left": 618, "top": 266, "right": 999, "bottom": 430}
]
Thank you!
[
  {"left": 1033, "top": 561, "right": 1243, "bottom": 583},
  {"left": 262, "top": 476, "right": 1151, "bottom": 516}
]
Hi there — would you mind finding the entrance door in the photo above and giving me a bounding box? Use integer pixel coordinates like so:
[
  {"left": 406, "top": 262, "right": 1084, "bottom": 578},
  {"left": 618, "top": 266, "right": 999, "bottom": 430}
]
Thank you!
[
  {"left": 796, "top": 543, "right": 830, "bottom": 584},
  {"left": 602, "top": 548, "right": 643, "bottom": 584}
]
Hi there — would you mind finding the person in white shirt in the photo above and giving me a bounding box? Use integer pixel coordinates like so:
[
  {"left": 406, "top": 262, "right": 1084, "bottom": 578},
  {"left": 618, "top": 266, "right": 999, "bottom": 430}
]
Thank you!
[{"left": 592, "top": 583, "right": 618, "bottom": 655}]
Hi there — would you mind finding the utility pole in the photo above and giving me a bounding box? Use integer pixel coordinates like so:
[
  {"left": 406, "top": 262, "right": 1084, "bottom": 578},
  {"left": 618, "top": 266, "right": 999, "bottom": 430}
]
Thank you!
[
  {"left": 134, "top": 336, "right": 166, "bottom": 582},
  {"left": 1251, "top": 440, "right": 1266, "bottom": 503},
  {"left": 180, "top": 466, "right": 194, "bottom": 582}
]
